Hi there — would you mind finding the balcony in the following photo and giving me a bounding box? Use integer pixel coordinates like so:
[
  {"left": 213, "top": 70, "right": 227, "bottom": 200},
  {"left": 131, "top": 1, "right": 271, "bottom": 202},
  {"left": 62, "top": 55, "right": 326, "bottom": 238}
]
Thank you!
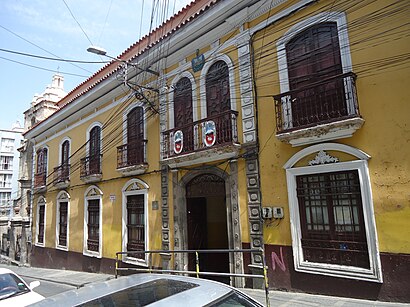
[
  {"left": 117, "top": 140, "right": 148, "bottom": 176},
  {"left": 80, "top": 154, "right": 102, "bottom": 183},
  {"left": 274, "top": 72, "right": 364, "bottom": 146},
  {"left": 162, "top": 110, "right": 240, "bottom": 167},
  {"left": 53, "top": 164, "right": 70, "bottom": 189},
  {"left": 34, "top": 171, "right": 47, "bottom": 193}
]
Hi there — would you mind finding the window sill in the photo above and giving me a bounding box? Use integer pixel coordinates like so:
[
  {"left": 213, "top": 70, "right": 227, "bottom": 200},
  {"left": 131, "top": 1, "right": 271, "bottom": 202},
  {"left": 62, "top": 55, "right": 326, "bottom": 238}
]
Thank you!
[
  {"left": 80, "top": 174, "right": 102, "bottom": 183},
  {"left": 56, "top": 245, "right": 68, "bottom": 251},
  {"left": 295, "top": 260, "right": 383, "bottom": 283},
  {"left": 33, "top": 185, "right": 47, "bottom": 194},
  {"left": 162, "top": 143, "right": 241, "bottom": 168},
  {"left": 277, "top": 117, "right": 364, "bottom": 147},
  {"left": 117, "top": 164, "right": 148, "bottom": 176},
  {"left": 123, "top": 256, "right": 148, "bottom": 267},
  {"left": 83, "top": 250, "right": 102, "bottom": 258},
  {"left": 53, "top": 180, "right": 70, "bottom": 189}
]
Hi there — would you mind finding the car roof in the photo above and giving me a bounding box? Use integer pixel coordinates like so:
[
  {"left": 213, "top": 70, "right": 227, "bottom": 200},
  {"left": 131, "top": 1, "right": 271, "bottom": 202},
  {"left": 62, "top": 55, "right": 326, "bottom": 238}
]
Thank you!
[
  {"left": 0, "top": 268, "right": 16, "bottom": 275},
  {"left": 30, "top": 273, "right": 259, "bottom": 306}
]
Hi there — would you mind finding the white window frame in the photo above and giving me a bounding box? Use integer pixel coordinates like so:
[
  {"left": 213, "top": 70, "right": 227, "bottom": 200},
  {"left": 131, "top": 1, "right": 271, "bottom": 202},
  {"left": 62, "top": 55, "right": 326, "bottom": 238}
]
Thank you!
[
  {"left": 276, "top": 11, "right": 354, "bottom": 130},
  {"left": 35, "top": 196, "right": 46, "bottom": 247},
  {"left": 56, "top": 191, "right": 70, "bottom": 251},
  {"left": 121, "top": 179, "right": 149, "bottom": 267},
  {"left": 83, "top": 185, "right": 103, "bottom": 258},
  {"left": 285, "top": 143, "right": 383, "bottom": 283}
]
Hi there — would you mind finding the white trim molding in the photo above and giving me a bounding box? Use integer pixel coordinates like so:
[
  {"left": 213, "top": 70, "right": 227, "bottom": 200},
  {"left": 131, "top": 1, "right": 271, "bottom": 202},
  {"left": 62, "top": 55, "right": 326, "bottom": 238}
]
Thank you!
[
  {"left": 284, "top": 143, "right": 382, "bottom": 283},
  {"left": 55, "top": 191, "right": 70, "bottom": 251},
  {"left": 121, "top": 179, "right": 150, "bottom": 267},
  {"left": 83, "top": 185, "right": 103, "bottom": 258},
  {"left": 35, "top": 196, "right": 46, "bottom": 247}
]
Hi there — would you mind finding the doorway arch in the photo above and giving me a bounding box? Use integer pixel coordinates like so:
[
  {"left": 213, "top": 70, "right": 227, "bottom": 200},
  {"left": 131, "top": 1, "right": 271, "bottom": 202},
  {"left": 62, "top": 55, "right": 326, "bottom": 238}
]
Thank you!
[{"left": 172, "top": 165, "right": 244, "bottom": 286}]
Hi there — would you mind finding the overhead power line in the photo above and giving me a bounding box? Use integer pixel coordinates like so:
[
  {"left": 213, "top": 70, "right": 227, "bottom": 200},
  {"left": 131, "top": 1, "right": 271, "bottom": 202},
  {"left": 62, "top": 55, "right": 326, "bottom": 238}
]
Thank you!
[
  {"left": 0, "top": 48, "right": 109, "bottom": 64},
  {"left": 0, "top": 56, "right": 89, "bottom": 78}
]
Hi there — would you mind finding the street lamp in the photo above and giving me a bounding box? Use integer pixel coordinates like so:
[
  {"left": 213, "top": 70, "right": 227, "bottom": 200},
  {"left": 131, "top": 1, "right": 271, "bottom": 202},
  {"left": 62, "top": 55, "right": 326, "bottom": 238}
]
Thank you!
[
  {"left": 87, "top": 45, "right": 159, "bottom": 76},
  {"left": 86, "top": 46, "right": 108, "bottom": 56}
]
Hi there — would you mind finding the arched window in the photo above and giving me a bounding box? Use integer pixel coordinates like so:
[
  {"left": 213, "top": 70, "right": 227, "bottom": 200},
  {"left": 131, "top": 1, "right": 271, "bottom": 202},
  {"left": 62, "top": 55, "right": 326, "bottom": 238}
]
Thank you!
[
  {"left": 205, "top": 60, "right": 231, "bottom": 116},
  {"left": 205, "top": 60, "right": 234, "bottom": 146},
  {"left": 174, "top": 77, "right": 193, "bottom": 152},
  {"left": 35, "top": 148, "right": 47, "bottom": 188},
  {"left": 81, "top": 124, "right": 102, "bottom": 178},
  {"left": 59, "top": 140, "right": 70, "bottom": 182},
  {"left": 126, "top": 107, "right": 144, "bottom": 165},
  {"left": 285, "top": 143, "right": 382, "bottom": 282}
]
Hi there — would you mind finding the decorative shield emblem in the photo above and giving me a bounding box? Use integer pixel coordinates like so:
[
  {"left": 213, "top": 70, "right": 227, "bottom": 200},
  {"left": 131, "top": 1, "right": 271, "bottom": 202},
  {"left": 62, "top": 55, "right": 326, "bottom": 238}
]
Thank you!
[
  {"left": 204, "top": 121, "right": 216, "bottom": 147},
  {"left": 191, "top": 49, "right": 205, "bottom": 72},
  {"left": 173, "top": 130, "right": 183, "bottom": 154}
]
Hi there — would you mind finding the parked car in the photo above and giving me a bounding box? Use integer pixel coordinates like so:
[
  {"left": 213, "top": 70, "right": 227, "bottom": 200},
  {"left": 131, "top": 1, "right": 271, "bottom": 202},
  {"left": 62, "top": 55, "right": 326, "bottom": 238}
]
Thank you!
[
  {"left": 0, "top": 268, "right": 44, "bottom": 306},
  {"left": 30, "top": 273, "right": 264, "bottom": 306}
]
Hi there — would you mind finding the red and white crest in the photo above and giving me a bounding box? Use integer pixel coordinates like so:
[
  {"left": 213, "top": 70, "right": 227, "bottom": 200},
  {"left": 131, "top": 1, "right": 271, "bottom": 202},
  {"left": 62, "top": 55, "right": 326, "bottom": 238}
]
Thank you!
[
  {"left": 173, "top": 130, "right": 184, "bottom": 154},
  {"left": 204, "top": 121, "right": 216, "bottom": 147}
]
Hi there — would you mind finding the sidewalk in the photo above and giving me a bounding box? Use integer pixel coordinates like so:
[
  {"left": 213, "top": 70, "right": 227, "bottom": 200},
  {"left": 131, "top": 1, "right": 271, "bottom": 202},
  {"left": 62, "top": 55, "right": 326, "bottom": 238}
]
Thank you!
[{"left": 0, "top": 258, "right": 407, "bottom": 306}]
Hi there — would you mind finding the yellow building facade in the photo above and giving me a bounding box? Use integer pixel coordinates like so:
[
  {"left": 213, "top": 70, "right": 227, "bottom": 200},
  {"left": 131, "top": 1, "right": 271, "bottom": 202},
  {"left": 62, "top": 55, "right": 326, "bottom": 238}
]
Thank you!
[{"left": 25, "top": 0, "right": 409, "bottom": 302}]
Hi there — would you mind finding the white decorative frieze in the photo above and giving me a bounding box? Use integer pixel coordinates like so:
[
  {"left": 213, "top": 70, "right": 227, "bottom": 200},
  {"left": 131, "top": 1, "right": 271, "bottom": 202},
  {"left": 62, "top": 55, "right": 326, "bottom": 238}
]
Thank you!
[{"left": 308, "top": 150, "right": 339, "bottom": 166}]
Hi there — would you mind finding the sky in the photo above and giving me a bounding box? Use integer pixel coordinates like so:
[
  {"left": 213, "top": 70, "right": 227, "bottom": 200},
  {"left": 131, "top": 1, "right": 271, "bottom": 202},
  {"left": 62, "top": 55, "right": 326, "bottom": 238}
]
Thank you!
[{"left": 0, "top": 0, "right": 192, "bottom": 130}]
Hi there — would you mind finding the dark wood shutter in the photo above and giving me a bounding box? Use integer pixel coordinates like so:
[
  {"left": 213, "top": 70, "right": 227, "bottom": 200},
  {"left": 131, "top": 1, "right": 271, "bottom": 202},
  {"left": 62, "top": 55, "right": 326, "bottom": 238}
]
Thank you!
[
  {"left": 174, "top": 77, "right": 193, "bottom": 152},
  {"left": 89, "top": 126, "right": 101, "bottom": 174},
  {"left": 87, "top": 199, "right": 99, "bottom": 252},
  {"left": 205, "top": 61, "right": 232, "bottom": 144},
  {"left": 286, "top": 22, "right": 347, "bottom": 127},
  {"left": 61, "top": 141, "right": 70, "bottom": 179},
  {"left": 127, "top": 107, "right": 144, "bottom": 164},
  {"left": 38, "top": 205, "right": 45, "bottom": 244},
  {"left": 59, "top": 202, "right": 68, "bottom": 246}
]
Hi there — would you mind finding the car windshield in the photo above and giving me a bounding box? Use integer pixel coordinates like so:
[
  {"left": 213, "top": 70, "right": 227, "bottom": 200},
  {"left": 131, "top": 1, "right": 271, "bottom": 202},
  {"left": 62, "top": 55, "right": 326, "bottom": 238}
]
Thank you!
[
  {"left": 211, "top": 291, "right": 262, "bottom": 307},
  {"left": 0, "top": 273, "right": 30, "bottom": 300},
  {"left": 78, "top": 278, "right": 198, "bottom": 306}
]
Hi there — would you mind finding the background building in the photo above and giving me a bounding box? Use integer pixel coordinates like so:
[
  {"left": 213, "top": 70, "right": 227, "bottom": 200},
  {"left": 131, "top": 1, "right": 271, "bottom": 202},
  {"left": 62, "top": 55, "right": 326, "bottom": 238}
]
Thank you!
[{"left": 0, "top": 122, "right": 23, "bottom": 257}]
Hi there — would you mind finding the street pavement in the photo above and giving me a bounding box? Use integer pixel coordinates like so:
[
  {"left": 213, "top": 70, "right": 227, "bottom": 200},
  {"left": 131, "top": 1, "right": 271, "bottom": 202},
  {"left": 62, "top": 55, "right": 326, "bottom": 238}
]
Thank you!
[{"left": 0, "top": 257, "right": 407, "bottom": 306}]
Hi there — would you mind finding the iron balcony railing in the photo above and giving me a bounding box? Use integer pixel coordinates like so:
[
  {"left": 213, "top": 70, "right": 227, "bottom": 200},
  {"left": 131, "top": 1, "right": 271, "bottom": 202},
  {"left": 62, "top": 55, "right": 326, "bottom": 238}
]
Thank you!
[
  {"left": 117, "top": 140, "right": 147, "bottom": 169},
  {"left": 53, "top": 163, "right": 70, "bottom": 185},
  {"left": 274, "top": 72, "right": 360, "bottom": 133},
  {"left": 34, "top": 171, "right": 46, "bottom": 188},
  {"left": 162, "top": 110, "right": 239, "bottom": 159},
  {"left": 80, "top": 154, "right": 102, "bottom": 178}
]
